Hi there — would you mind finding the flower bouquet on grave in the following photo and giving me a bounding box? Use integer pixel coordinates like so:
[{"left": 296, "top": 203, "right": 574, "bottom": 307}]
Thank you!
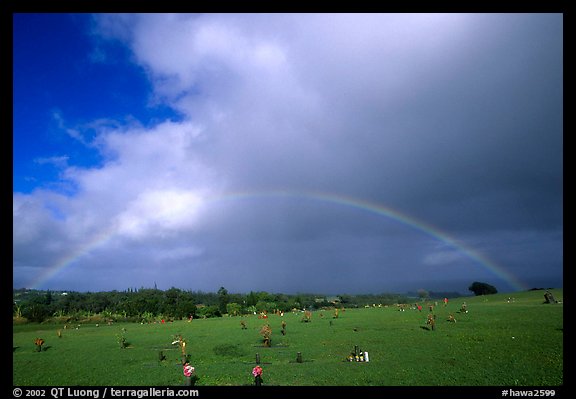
[
  {"left": 183, "top": 363, "right": 197, "bottom": 386},
  {"left": 34, "top": 338, "right": 45, "bottom": 352},
  {"left": 260, "top": 324, "right": 272, "bottom": 347},
  {"left": 346, "top": 346, "right": 368, "bottom": 362},
  {"left": 252, "top": 365, "right": 263, "bottom": 386}
]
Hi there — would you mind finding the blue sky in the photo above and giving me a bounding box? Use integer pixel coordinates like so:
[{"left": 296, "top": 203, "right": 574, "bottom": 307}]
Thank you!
[
  {"left": 13, "top": 13, "right": 563, "bottom": 294},
  {"left": 13, "top": 14, "right": 180, "bottom": 193}
]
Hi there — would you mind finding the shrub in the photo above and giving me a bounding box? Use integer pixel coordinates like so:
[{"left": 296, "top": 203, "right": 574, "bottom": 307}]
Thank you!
[{"left": 198, "top": 305, "right": 222, "bottom": 318}]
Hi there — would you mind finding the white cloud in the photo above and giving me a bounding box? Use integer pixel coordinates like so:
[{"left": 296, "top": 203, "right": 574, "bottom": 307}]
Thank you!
[
  {"left": 116, "top": 189, "right": 204, "bottom": 238},
  {"left": 59, "top": 119, "right": 218, "bottom": 210}
]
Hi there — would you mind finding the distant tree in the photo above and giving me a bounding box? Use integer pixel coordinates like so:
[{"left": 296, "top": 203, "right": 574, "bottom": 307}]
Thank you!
[
  {"left": 13, "top": 302, "right": 23, "bottom": 318},
  {"left": 226, "top": 302, "right": 242, "bottom": 316},
  {"left": 175, "top": 295, "right": 197, "bottom": 319},
  {"left": 468, "top": 281, "right": 498, "bottom": 296},
  {"left": 22, "top": 303, "right": 50, "bottom": 323},
  {"left": 198, "top": 305, "right": 222, "bottom": 318},
  {"left": 255, "top": 300, "right": 269, "bottom": 313},
  {"left": 287, "top": 296, "right": 302, "bottom": 310},
  {"left": 160, "top": 287, "right": 183, "bottom": 317},
  {"left": 45, "top": 290, "right": 53, "bottom": 305},
  {"left": 217, "top": 287, "right": 229, "bottom": 315},
  {"left": 417, "top": 289, "right": 429, "bottom": 302},
  {"left": 246, "top": 291, "right": 259, "bottom": 307}
]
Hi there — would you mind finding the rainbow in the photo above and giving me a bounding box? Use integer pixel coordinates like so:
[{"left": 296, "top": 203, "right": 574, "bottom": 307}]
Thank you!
[
  {"left": 28, "top": 189, "right": 528, "bottom": 291},
  {"left": 29, "top": 224, "right": 119, "bottom": 290}
]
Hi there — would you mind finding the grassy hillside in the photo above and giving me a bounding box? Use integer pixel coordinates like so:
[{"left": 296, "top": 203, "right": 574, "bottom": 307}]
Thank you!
[{"left": 13, "top": 289, "right": 563, "bottom": 386}]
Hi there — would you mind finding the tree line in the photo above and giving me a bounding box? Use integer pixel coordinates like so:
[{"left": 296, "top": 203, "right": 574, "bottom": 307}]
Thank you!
[{"left": 13, "top": 286, "right": 470, "bottom": 324}]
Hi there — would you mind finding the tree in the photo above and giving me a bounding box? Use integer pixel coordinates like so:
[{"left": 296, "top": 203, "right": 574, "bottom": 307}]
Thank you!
[
  {"left": 217, "top": 287, "right": 229, "bottom": 315},
  {"left": 226, "top": 302, "right": 242, "bottom": 316},
  {"left": 468, "top": 281, "right": 498, "bottom": 296},
  {"left": 246, "top": 291, "right": 258, "bottom": 307},
  {"left": 255, "top": 300, "right": 270, "bottom": 313},
  {"left": 417, "top": 289, "right": 429, "bottom": 302},
  {"left": 197, "top": 305, "right": 221, "bottom": 318}
]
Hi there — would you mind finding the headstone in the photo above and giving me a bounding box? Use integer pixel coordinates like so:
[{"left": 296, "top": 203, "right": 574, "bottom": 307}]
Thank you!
[{"left": 544, "top": 291, "right": 557, "bottom": 304}]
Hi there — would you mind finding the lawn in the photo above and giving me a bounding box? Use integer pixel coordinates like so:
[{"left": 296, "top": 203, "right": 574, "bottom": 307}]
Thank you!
[{"left": 13, "top": 289, "right": 563, "bottom": 386}]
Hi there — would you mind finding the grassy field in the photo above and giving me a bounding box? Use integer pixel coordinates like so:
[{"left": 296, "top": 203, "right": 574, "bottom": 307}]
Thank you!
[{"left": 13, "top": 289, "right": 563, "bottom": 386}]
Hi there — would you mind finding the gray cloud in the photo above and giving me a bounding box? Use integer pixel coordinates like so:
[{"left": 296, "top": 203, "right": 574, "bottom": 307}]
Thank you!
[{"left": 13, "top": 13, "right": 562, "bottom": 294}]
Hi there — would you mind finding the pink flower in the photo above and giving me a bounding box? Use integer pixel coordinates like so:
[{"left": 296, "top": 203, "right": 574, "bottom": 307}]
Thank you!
[
  {"left": 252, "top": 365, "right": 263, "bottom": 377},
  {"left": 183, "top": 363, "right": 195, "bottom": 377}
]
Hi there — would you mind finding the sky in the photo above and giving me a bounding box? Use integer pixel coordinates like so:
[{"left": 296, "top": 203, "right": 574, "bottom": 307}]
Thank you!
[{"left": 12, "top": 13, "right": 563, "bottom": 295}]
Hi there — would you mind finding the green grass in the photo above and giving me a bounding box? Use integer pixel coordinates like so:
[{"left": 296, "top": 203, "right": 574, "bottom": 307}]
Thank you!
[{"left": 13, "top": 289, "right": 563, "bottom": 386}]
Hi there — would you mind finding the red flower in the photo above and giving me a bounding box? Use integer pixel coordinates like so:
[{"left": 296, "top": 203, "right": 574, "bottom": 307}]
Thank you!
[
  {"left": 252, "top": 365, "right": 263, "bottom": 377},
  {"left": 183, "top": 363, "right": 195, "bottom": 377}
]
